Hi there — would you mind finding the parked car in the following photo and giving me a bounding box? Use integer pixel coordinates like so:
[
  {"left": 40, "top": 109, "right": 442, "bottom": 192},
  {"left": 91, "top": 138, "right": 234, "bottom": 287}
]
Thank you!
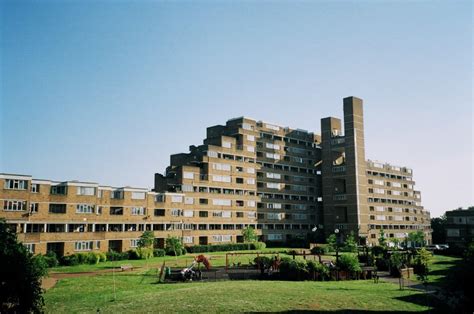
[{"left": 426, "top": 244, "right": 441, "bottom": 251}]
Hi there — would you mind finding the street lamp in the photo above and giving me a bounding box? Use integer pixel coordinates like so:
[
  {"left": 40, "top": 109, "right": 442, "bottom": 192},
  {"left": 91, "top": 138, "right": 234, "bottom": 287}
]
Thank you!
[{"left": 334, "top": 228, "right": 340, "bottom": 280}]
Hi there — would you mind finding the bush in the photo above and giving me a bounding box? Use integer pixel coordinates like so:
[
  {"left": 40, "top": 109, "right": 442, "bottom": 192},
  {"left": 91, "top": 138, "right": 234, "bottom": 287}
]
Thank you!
[
  {"left": 337, "top": 254, "right": 361, "bottom": 273},
  {"left": 60, "top": 254, "right": 79, "bottom": 266},
  {"left": 43, "top": 251, "right": 59, "bottom": 268},
  {"left": 165, "top": 236, "right": 184, "bottom": 256},
  {"left": 279, "top": 259, "right": 309, "bottom": 280},
  {"left": 253, "top": 242, "right": 266, "bottom": 250},
  {"left": 153, "top": 249, "right": 166, "bottom": 257},
  {"left": 136, "top": 248, "right": 154, "bottom": 259},
  {"left": 413, "top": 248, "right": 432, "bottom": 282},
  {"left": 86, "top": 252, "right": 100, "bottom": 264},
  {"left": 98, "top": 252, "right": 107, "bottom": 262},
  {"left": 389, "top": 252, "right": 404, "bottom": 276},
  {"left": 307, "top": 260, "right": 330, "bottom": 280},
  {"left": 127, "top": 250, "right": 140, "bottom": 260},
  {"left": 106, "top": 251, "right": 129, "bottom": 261},
  {"left": 186, "top": 243, "right": 255, "bottom": 253}
]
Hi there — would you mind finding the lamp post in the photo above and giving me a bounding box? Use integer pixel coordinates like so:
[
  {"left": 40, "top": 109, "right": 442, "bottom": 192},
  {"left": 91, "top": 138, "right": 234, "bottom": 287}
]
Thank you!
[{"left": 335, "top": 228, "right": 340, "bottom": 281}]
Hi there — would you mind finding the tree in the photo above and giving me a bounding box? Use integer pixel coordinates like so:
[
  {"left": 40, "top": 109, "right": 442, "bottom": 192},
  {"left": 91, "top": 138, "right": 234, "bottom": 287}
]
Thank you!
[
  {"left": 138, "top": 230, "right": 154, "bottom": 249},
  {"left": 413, "top": 248, "right": 432, "bottom": 283},
  {"left": 0, "top": 219, "right": 47, "bottom": 313},
  {"left": 326, "top": 234, "right": 337, "bottom": 252},
  {"left": 378, "top": 229, "right": 387, "bottom": 247},
  {"left": 343, "top": 231, "right": 358, "bottom": 253},
  {"left": 241, "top": 226, "right": 258, "bottom": 243},
  {"left": 165, "top": 236, "right": 184, "bottom": 256},
  {"left": 431, "top": 215, "right": 447, "bottom": 244},
  {"left": 408, "top": 231, "right": 425, "bottom": 248}
]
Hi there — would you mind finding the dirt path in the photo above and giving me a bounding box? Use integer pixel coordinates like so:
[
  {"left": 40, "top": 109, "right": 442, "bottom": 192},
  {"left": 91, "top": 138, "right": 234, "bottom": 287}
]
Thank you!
[{"left": 42, "top": 267, "right": 139, "bottom": 291}]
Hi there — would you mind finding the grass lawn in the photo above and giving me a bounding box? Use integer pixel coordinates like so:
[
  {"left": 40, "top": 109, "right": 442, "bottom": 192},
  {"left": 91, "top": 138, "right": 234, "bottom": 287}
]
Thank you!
[
  {"left": 425, "top": 254, "right": 461, "bottom": 288},
  {"left": 49, "top": 248, "right": 335, "bottom": 273},
  {"left": 44, "top": 272, "right": 433, "bottom": 313}
]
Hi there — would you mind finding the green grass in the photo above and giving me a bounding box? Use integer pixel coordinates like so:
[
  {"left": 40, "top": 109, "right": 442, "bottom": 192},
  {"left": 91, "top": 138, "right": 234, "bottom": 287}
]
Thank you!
[
  {"left": 425, "top": 254, "right": 461, "bottom": 287},
  {"left": 44, "top": 271, "right": 432, "bottom": 313},
  {"left": 49, "top": 248, "right": 334, "bottom": 273}
]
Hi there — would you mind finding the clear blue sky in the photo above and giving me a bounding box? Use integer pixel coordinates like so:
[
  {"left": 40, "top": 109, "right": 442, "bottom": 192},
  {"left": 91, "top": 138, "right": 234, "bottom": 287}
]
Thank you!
[{"left": 1, "top": 0, "right": 472, "bottom": 218}]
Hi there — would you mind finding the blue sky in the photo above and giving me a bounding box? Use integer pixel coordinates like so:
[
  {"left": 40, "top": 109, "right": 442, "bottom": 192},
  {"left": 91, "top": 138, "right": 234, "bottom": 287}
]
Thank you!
[{"left": 1, "top": 0, "right": 472, "bottom": 217}]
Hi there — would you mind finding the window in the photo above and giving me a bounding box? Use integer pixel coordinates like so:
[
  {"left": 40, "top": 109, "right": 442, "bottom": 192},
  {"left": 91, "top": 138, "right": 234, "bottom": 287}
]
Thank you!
[
  {"left": 31, "top": 184, "right": 40, "bottom": 193},
  {"left": 30, "top": 203, "right": 39, "bottom": 213},
  {"left": 266, "top": 153, "right": 280, "bottom": 160},
  {"left": 242, "top": 123, "right": 252, "bottom": 130},
  {"left": 212, "top": 163, "right": 231, "bottom": 171},
  {"left": 266, "top": 172, "right": 281, "bottom": 179},
  {"left": 247, "top": 167, "right": 255, "bottom": 174},
  {"left": 212, "top": 199, "right": 231, "bottom": 206},
  {"left": 183, "top": 172, "right": 194, "bottom": 179},
  {"left": 154, "top": 209, "right": 165, "bottom": 216},
  {"left": 4, "top": 179, "right": 28, "bottom": 190},
  {"left": 131, "top": 192, "right": 146, "bottom": 200},
  {"left": 247, "top": 135, "right": 255, "bottom": 141},
  {"left": 246, "top": 178, "right": 255, "bottom": 185},
  {"left": 222, "top": 141, "right": 232, "bottom": 148},
  {"left": 77, "top": 186, "right": 95, "bottom": 196},
  {"left": 265, "top": 143, "right": 280, "bottom": 150},
  {"left": 207, "top": 151, "right": 218, "bottom": 158},
  {"left": 199, "top": 211, "right": 208, "bottom": 217},
  {"left": 247, "top": 211, "right": 256, "bottom": 219},
  {"left": 24, "top": 243, "right": 35, "bottom": 253},
  {"left": 247, "top": 200, "right": 256, "bottom": 207},
  {"left": 185, "top": 197, "right": 194, "bottom": 205},
  {"left": 213, "top": 175, "right": 231, "bottom": 183},
  {"left": 236, "top": 212, "right": 244, "bottom": 218},
  {"left": 49, "top": 203, "right": 67, "bottom": 214},
  {"left": 171, "top": 195, "right": 183, "bottom": 203},
  {"left": 130, "top": 239, "right": 140, "bottom": 248},
  {"left": 171, "top": 209, "right": 183, "bottom": 216},
  {"left": 183, "top": 210, "right": 194, "bottom": 217},
  {"left": 236, "top": 178, "right": 244, "bottom": 184},
  {"left": 266, "top": 182, "right": 281, "bottom": 189},
  {"left": 131, "top": 207, "right": 145, "bottom": 215},
  {"left": 76, "top": 204, "right": 94, "bottom": 214},
  {"left": 267, "top": 234, "right": 283, "bottom": 241},
  {"left": 212, "top": 235, "right": 232, "bottom": 242},
  {"left": 3, "top": 200, "right": 27, "bottom": 211},
  {"left": 246, "top": 145, "right": 255, "bottom": 152},
  {"left": 183, "top": 236, "right": 193, "bottom": 244},
  {"left": 181, "top": 185, "right": 193, "bottom": 192},
  {"left": 111, "top": 190, "right": 124, "bottom": 199},
  {"left": 96, "top": 206, "right": 103, "bottom": 215},
  {"left": 110, "top": 207, "right": 123, "bottom": 215},
  {"left": 51, "top": 185, "right": 67, "bottom": 195},
  {"left": 75, "top": 241, "right": 93, "bottom": 251}
]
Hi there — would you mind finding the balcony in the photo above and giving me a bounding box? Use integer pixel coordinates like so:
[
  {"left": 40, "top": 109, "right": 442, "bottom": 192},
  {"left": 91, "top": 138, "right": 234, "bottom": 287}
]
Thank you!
[
  {"left": 332, "top": 165, "right": 346, "bottom": 173},
  {"left": 333, "top": 194, "right": 347, "bottom": 201}
]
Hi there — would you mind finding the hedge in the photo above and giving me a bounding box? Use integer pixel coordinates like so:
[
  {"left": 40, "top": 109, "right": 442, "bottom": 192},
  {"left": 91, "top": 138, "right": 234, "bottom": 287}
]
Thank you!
[{"left": 185, "top": 242, "right": 266, "bottom": 253}]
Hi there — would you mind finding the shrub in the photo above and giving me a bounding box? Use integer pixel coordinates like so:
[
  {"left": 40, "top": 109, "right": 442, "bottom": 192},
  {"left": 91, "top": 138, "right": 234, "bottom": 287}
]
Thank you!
[
  {"left": 337, "top": 253, "right": 361, "bottom": 273},
  {"left": 253, "top": 242, "right": 266, "bottom": 250},
  {"left": 389, "top": 252, "right": 404, "bottom": 276},
  {"left": 153, "top": 249, "right": 166, "bottom": 257},
  {"left": 413, "top": 248, "right": 432, "bottom": 282},
  {"left": 137, "top": 248, "right": 154, "bottom": 259},
  {"left": 279, "top": 259, "right": 309, "bottom": 280},
  {"left": 60, "top": 254, "right": 79, "bottom": 266},
  {"left": 86, "top": 252, "right": 100, "bottom": 264},
  {"left": 43, "top": 251, "right": 59, "bottom": 268},
  {"left": 98, "top": 252, "right": 107, "bottom": 262},
  {"left": 106, "top": 251, "right": 129, "bottom": 261},
  {"left": 165, "top": 236, "right": 184, "bottom": 256},
  {"left": 307, "top": 260, "right": 330, "bottom": 280}
]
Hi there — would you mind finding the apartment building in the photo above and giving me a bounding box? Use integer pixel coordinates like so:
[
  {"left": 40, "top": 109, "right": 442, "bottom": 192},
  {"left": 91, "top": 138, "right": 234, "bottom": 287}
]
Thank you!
[
  {"left": 445, "top": 207, "right": 474, "bottom": 248},
  {"left": 0, "top": 96, "right": 431, "bottom": 256}
]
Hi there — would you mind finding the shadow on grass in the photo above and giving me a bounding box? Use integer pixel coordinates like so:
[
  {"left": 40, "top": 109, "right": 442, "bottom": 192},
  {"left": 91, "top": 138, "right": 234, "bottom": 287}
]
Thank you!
[{"left": 255, "top": 310, "right": 432, "bottom": 313}]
